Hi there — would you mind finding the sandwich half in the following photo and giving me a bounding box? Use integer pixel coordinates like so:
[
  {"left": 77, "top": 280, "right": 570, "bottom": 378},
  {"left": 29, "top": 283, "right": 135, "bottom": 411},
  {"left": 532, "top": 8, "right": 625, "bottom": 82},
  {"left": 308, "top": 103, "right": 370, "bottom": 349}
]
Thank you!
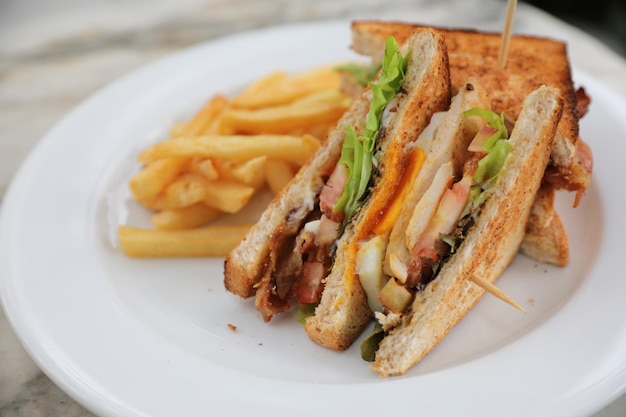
[
  {"left": 348, "top": 20, "right": 593, "bottom": 267},
  {"left": 224, "top": 28, "right": 451, "bottom": 335},
  {"left": 371, "top": 84, "right": 563, "bottom": 376}
]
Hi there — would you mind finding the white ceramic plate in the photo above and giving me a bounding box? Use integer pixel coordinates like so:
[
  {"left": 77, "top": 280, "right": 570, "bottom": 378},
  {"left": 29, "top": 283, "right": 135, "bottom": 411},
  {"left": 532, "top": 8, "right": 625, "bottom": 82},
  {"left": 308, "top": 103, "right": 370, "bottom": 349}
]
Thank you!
[{"left": 1, "top": 20, "right": 625, "bottom": 417}]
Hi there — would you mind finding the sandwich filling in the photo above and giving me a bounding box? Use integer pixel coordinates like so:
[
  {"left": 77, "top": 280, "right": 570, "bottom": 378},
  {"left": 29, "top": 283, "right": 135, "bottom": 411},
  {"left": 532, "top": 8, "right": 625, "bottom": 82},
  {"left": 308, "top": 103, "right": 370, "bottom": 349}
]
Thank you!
[
  {"left": 383, "top": 108, "right": 509, "bottom": 312},
  {"left": 294, "top": 37, "right": 409, "bottom": 304},
  {"left": 360, "top": 108, "right": 511, "bottom": 359},
  {"left": 406, "top": 109, "right": 510, "bottom": 291}
]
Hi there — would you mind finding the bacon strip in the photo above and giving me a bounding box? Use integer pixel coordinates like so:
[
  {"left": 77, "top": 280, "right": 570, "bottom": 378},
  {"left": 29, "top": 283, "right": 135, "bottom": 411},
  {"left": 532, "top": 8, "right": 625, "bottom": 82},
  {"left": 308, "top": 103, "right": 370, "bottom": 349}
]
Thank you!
[{"left": 319, "top": 163, "right": 348, "bottom": 223}]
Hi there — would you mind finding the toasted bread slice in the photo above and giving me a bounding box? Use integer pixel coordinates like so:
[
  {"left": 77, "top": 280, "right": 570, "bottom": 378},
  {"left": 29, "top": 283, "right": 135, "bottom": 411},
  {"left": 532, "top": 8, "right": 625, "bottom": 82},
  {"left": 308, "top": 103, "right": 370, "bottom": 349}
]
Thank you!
[
  {"left": 304, "top": 29, "right": 451, "bottom": 350},
  {"left": 372, "top": 85, "right": 563, "bottom": 376}
]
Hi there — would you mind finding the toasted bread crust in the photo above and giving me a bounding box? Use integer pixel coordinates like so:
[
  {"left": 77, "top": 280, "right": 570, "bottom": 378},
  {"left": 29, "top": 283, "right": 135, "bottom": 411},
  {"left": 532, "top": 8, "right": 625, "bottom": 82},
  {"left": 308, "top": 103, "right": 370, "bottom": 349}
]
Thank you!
[
  {"left": 303, "top": 240, "right": 372, "bottom": 350},
  {"left": 520, "top": 183, "right": 570, "bottom": 266},
  {"left": 350, "top": 20, "right": 589, "bottom": 194},
  {"left": 372, "top": 86, "right": 563, "bottom": 376},
  {"left": 305, "top": 29, "right": 452, "bottom": 350}
]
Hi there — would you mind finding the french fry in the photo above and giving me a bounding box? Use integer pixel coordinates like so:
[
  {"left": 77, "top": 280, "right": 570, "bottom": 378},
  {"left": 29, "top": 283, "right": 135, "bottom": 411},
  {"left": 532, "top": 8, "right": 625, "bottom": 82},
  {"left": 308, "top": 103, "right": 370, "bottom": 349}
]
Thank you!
[
  {"left": 176, "top": 95, "right": 229, "bottom": 137},
  {"left": 231, "top": 67, "right": 341, "bottom": 109},
  {"left": 265, "top": 159, "right": 295, "bottom": 194},
  {"left": 162, "top": 173, "right": 208, "bottom": 209},
  {"left": 207, "top": 118, "right": 234, "bottom": 135},
  {"left": 214, "top": 156, "right": 267, "bottom": 189},
  {"left": 169, "top": 122, "right": 185, "bottom": 138},
  {"left": 211, "top": 159, "right": 236, "bottom": 180},
  {"left": 118, "top": 225, "right": 251, "bottom": 258},
  {"left": 218, "top": 100, "right": 349, "bottom": 135},
  {"left": 138, "top": 134, "right": 320, "bottom": 166},
  {"left": 135, "top": 194, "right": 167, "bottom": 212},
  {"left": 204, "top": 119, "right": 223, "bottom": 135},
  {"left": 232, "top": 156, "right": 267, "bottom": 189},
  {"left": 231, "top": 71, "right": 288, "bottom": 107},
  {"left": 190, "top": 157, "right": 219, "bottom": 181},
  {"left": 203, "top": 180, "right": 255, "bottom": 213},
  {"left": 152, "top": 203, "right": 222, "bottom": 230},
  {"left": 284, "top": 123, "right": 336, "bottom": 139},
  {"left": 290, "top": 89, "right": 352, "bottom": 107},
  {"left": 292, "top": 66, "right": 342, "bottom": 88},
  {"left": 129, "top": 157, "right": 188, "bottom": 201}
]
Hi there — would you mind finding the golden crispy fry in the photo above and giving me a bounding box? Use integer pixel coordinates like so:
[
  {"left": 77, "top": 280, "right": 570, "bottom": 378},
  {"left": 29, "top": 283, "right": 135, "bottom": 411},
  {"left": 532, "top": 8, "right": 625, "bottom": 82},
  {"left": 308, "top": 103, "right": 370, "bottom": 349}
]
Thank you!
[
  {"left": 169, "top": 122, "right": 185, "bottom": 138},
  {"left": 214, "top": 156, "right": 267, "bottom": 189},
  {"left": 211, "top": 159, "right": 236, "bottom": 180},
  {"left": 218, "top": 100, "right": 349, "bottom": 135},
  {"left": 135, "top": 194, "right": 167, "bottom": 212},
  {"left": 138, "top": 134, "right": 320, "bottom": 166},
  {"left": 129, "top": 157, "right": 188, "bottom": 201},
  {"left": 231, "top": 67, "right": 341, "bottom": 109},
  {"left": 231, "top": 156, "right": 267, "bottom": 189},
  {"left": 265, "top": 159, "right": 295, "bottom": 194},
  {"left": 284, "top": 123, "right": 336, "bottom": 139},
  {"left": 289, "top": 89, "right": 352, "bottom": 107},
  {"left": 203, "top": 180, "right": 255, "bottom": 213},
  {"left": 176, "top": 95, "right": 229, "bottom": 137},
  {"left": 161, "top": 173, "right": 208, "bottom": 209},
  {"left": 208, "top": 119, "right": 234, "bottom": 135},
  {"left": 204, "top": 119, "right": 223, "bottom": 135},
  {"left": 151, "top": 203, "right": 222, "bottom": 230},
  {"left": 190, "top": 157, "right": 219, "bottom": 181},
  {"left": 231, "top": 71, "right": 288, "bottom": 108},
  {"left": 118, "top": 225, "right": 251, "bottom": 257}
]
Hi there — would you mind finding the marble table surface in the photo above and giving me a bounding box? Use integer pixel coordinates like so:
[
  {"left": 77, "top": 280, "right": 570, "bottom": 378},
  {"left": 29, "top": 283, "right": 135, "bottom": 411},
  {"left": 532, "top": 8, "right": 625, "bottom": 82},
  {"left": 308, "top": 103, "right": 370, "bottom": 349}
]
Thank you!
[{"left": 1, "top": 0, "right": 625, "bottom": 415}]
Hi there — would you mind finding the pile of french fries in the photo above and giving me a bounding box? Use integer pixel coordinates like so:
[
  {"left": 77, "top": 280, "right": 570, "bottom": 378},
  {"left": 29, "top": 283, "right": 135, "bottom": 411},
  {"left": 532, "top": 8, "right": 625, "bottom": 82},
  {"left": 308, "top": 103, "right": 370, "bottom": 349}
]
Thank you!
[{"left": 118, "top": 66, "right": 352, "bottom": 258}]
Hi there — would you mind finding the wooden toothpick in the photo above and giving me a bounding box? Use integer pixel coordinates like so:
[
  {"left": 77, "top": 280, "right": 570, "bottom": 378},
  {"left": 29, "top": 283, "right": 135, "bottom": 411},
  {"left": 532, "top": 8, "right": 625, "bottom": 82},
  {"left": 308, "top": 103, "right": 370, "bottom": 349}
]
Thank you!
[
  {"left": 498, "top": 0, "right": 518, "bottom": 69},
  {"left": 469, "top": 274, "right": 526, "bottom": 313}
]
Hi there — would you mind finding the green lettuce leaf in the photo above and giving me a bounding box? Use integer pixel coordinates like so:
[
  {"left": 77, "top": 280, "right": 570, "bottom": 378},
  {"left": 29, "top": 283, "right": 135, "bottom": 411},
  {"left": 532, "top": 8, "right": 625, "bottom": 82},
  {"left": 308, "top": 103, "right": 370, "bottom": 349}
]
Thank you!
[
  {"left": 474, "top": 138, "right": 512, "bottom": 186},
  {"left": 462, "top": 108, "right": 512, "bottom": 216},
  {"left": 462, "top": 107, "right": 509, "bottom": 151},
  {"left": 334, "top": 62, "right": 382, "bottom": 87},
  {"left": 296, "top": 303, "right": 318, "bottom": 325},
  {"left": 360, "top": 321, "right": 385, "bottom": 362},
  {"left": 333, "top": 36, "right": 410, "bottom": 222}
]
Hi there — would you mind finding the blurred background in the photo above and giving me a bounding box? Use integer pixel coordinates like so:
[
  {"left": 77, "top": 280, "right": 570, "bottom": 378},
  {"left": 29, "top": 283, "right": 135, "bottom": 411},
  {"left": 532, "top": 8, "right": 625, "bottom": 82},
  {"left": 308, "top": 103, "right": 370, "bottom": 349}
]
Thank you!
[
  {"left": 0, "top": 0, "right": 624, "bottom": 55},
  {"left": 525, "top": 0, "right": 625, "bottom": 55}
]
